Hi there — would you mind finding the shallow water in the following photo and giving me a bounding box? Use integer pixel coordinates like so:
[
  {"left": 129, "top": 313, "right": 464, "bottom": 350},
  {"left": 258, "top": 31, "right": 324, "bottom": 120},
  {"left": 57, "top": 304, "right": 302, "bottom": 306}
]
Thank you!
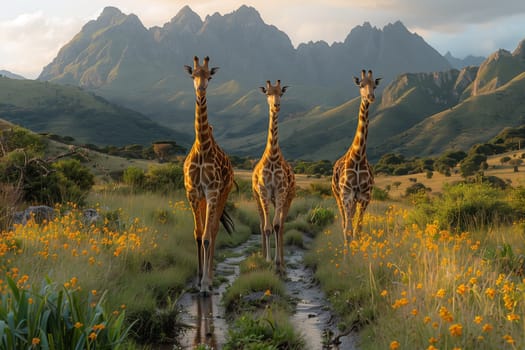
[{"left": 171, "top": 233, "right": 357, "bottom": 349}]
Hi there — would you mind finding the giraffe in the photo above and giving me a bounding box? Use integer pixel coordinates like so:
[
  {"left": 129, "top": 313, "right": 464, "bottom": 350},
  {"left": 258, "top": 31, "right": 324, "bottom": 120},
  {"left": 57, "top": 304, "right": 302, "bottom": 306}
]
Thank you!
[
  {"left": 183, "top": 56, "right": 234, "bottom": 294},
  {"left": 252, "top": 80, "right": 296, "bottom": 272},
  {"left": 331, "top": 70, "right": 380, "bottom": 245}
]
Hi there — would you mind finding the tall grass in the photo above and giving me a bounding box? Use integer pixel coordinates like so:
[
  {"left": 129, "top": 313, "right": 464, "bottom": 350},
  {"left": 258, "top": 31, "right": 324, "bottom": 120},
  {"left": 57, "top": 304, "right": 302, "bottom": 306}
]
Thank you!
[
  {"left": 306, "top": 198, "right": 525, "bottom": 349},
  {"left": 0, "top": 190, "right": 199, "bottom": 346}
]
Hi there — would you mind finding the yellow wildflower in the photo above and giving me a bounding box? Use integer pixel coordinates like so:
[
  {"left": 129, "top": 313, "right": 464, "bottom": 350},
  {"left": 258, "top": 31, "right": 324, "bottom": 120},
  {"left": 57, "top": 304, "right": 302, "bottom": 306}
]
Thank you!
[
  {"left": 389, "top": 340, "right": 400, "bottom": 350},
  {"left": 484, "top": 288, "right": 496, "bottom": 299},
  {"left": 449, "top": 323, "right": 463, "bottom": 337},
  {"left": 456, "top": 284, "right": 468, "bottom": 295},
  {"left": 503, "top": 334, "right": 515, "bottom": 344},
  {"left": 482, "top": 323, "right": 493, "bottom": 332}
]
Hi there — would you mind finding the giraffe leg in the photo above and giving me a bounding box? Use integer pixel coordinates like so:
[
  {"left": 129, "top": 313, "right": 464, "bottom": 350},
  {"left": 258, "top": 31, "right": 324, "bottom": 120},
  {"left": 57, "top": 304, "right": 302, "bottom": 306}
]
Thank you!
[
  {"left": 257, "top": 188, "right": 272, "bottom": 262},
  {"left": 332, "top": 181, "right": 346, "bottom": 238},
  {"left": 343, "top": 197, "right": 357, "bottom": 244},
  {"left": 253, "top": 188, "right": 266, "bottom": 259},
  {"left": 200, "top": 196, "right": 220, "bottom": 295},
  {"left": 355, "top": 199, "right": 369, "bottom": 236},
  {"left": 274, "top": 195, "right": 292, "bottom": 274},
  {"left": 188, "top": 196, "right": 205, "bottom": 287}
]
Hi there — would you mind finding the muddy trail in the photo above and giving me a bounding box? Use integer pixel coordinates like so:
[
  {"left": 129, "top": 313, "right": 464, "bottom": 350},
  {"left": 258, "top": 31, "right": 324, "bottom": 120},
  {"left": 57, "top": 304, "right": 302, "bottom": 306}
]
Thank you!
[{"left": 173, "top": 233, "right": 357, "bottom": 350}]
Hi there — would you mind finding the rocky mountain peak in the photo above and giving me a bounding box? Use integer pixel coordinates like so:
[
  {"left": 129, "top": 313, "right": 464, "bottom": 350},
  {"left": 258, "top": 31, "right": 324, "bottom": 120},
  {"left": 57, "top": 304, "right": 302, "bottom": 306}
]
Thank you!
[
  {"left": 98, "top": 6, "right": 126, "bottom": 25},
  {"left": 167, "top": 5, "right": 203, "bottom": 32},
  {"left": 513, "top": 39, "right": 525, "bottom": 59},
  {"left": 229, "top": 5, "right": 264, "bottom": 25}
]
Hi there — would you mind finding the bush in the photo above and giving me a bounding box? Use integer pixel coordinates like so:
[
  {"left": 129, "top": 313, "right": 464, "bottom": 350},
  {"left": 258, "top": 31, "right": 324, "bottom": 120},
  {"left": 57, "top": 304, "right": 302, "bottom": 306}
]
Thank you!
[
  {"left": 0, "top": 277, "right": 132, "bottom": 349},
  {"left": 307, "top": 207, "right": 335, "bottom": 227},
  {"left": 405, "top": 182, "right": 430, "bottom": 196},
  {"left": 372, "top": 187, "right": 389, "bottom": 201},
  {"left": 123, "top": 166, "right": 146, "bottom": 190},
  {"left": 144, "top": 164, "right": 184, "bottom": 192},
  {"left": 410, "top": 183, "right": 515, "bottom": 231},
  {"left": 0, "top": 152, "right": 94, "bottom": 206}
]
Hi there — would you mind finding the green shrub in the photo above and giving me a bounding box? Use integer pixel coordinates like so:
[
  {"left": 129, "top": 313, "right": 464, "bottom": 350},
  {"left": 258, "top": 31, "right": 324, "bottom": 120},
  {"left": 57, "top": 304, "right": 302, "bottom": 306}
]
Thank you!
[
  {"left": 405, "top": 182, "right": 430, "bottom": 196},
  {"left": 410, "top": 183, "right": 515, "bottom": 231},
  {"left": 0, "top": 277, "right": 132, "bottom": 349},
  {"left": 144, "top": 163, "right": 184, "bottom": 192},
  {"left": 0, "top": 153, "right": 94, "bottom": 206},
  {"left": 372, "top": 187, "right": 389, "bottom": 201},
  {"left": 307, "top": 207, "right": 335, "bottom": 227},
  {"left": 284, "top": 229, "right": 304, "bottom": 248},
  {"left": 224, "top": 309, "right": 304, "bottom": 350},
  {"left": 123, "top": 166, "right": 146, "bottom": 190}
]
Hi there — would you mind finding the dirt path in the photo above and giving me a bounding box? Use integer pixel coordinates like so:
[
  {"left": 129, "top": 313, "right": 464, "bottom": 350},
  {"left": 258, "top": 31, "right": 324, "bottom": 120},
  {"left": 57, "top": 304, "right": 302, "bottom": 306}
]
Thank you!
[{"left": 174, "top": 233, "right": 357, "bottom": 349}]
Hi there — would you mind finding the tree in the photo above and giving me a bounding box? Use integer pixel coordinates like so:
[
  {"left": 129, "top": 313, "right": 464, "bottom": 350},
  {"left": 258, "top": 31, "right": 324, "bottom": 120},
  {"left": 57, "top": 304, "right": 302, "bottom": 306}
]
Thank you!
[{"left": 460, "top": 154, "right": 487, "bottom": 178}]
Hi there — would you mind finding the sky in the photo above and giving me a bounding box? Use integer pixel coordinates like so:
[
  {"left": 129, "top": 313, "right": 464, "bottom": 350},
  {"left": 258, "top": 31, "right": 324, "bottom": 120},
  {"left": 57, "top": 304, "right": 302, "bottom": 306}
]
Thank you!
[{"left": 1, "top": 0, "right": 525, "bottom": 79}]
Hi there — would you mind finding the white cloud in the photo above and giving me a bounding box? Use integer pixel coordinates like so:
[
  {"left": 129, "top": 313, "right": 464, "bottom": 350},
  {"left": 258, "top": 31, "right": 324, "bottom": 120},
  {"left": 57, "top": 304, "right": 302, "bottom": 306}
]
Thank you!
[
  {"left": 0, "top": 11, "right": 84, "bottom": 78},
  {"left": 1, "top": 1, "right": 524, "bottom": 77}
]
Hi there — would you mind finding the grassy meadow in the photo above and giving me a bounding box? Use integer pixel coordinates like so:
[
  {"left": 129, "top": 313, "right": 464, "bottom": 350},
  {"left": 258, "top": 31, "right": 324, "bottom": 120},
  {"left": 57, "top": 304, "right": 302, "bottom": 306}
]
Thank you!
[{"left": 2, "top": 145, "right": 525, "bottom": 348}]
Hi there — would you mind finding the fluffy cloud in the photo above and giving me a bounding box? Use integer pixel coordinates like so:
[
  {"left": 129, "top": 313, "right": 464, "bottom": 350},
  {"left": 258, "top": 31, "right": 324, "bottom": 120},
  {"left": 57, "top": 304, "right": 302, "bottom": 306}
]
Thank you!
[{"left": 0, "top": 12, "right": 83, "bottom": 78}]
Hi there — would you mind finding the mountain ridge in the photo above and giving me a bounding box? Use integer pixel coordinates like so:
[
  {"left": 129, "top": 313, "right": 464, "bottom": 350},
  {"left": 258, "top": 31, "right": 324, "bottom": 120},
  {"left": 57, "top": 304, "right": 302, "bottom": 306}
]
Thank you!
[{"left": 24, "top": 5, "right": 525, "bottom": 161}]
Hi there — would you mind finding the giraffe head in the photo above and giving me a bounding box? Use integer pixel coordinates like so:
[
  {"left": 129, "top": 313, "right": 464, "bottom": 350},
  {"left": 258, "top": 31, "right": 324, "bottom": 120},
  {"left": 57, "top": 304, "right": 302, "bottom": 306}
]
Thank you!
[
  {"left": 259, "top": 80, "right": 288, "bottom": 113},
  {"left": 184, "top": 56, "right": 219, "bottom": 97},
  {"left": 353, "top": 70, "right": 381, "bottom": 104}
]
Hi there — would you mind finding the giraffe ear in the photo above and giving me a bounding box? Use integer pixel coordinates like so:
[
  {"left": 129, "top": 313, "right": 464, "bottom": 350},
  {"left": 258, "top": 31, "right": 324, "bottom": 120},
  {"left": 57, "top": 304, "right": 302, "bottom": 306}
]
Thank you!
[
  {"left": 259, "top": 87, "right": 267, "bottom": 94},
  {"left": 210, "top": 67, "right": 219, "bottom": 76},
  {"left": 281, "top": 86, "right": 289, "bottom": 94},
  {"left": 353, "top": 77, "right": 360, "bottom": 86},
  {"left": 375, "top": 78, "right": 382, "bottom": 86},
  {"left": 184, "top": 65, "right": 193, "bottom": 75}
]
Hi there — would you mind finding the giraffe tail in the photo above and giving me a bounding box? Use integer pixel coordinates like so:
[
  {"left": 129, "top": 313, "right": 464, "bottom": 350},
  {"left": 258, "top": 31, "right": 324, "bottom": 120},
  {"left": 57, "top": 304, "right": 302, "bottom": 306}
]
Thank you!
[{"left": 220, "top": 210, "right": 235, "bottom": 235}]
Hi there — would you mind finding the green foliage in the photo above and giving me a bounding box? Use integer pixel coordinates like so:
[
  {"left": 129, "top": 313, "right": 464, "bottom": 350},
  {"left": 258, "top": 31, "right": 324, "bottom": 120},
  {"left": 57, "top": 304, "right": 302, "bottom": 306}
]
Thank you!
[
  {"left": 283, "top": 229, "right": 304, "bottom": 248},
  {"left": 307, "top": 207, "right": 335, "bottom": 227},
  {"left": 0, "top": 277, "right": 132, "bottom": 349},
  {"left": 52, "top": 159, "right": 95, "bottom": 204},
  {"left": 0, "top": 151, "right": 94, "bottom": 206},
  {"left": 405, "top": 182, "right": 430, "bottom": 196},
  {"left": 293, "top": 160, "right": 332, "bottom": 176},
  {"left": 122, "top": 164, "right": 185, "bottom": 193},
  {"left": 308, "top": 183, "right": 332, "bottom": 197},
  {"left": 144, "top": 164, "right": 184, "bottom": 192},
  {"left": 372, "top": 187, "right": 389, "bottom": 201},
  {"left": 122, "top": 166, "right": 145, "bottom": 190},
  {"left": 460, "top": 153, "right": 487, "bottom": 177},
  {"left": 374, "top": 153, "right": 428, "bottom": 175},
  {"left": 224, "top": 309, "right": 304, "bottom": 350},
  {"left": 0, "top": 127, "right": 46, "bottom": 154},
  {"left": 410, "top": 182, "right": 515, "bottom": 230},
  {"left": 223, "top": 271, "right": 285, "bottom": 314}
]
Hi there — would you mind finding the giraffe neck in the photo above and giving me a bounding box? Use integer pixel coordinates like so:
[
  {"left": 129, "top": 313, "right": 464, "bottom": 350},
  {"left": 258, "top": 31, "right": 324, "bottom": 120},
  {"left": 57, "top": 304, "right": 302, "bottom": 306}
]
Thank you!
[
  {"left": 264, "top": 108, "right": 280, "bottom": 154},
  {"left": 194, "top": 94, "right": 212, "bottom": 148},
  {"left": 349, "top": 98, "right": 370, "bottom": 161}
]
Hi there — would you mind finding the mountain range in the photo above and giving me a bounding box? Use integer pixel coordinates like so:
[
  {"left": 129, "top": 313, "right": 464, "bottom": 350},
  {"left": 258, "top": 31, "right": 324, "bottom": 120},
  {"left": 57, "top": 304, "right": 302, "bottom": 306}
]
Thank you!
[{"left": 1, "top": 5, "right": 524, "bottom": 162}]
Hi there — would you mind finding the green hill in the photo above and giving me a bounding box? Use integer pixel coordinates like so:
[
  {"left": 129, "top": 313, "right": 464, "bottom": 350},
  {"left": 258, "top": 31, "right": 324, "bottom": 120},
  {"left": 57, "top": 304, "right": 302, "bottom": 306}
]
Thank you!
[{"left": 0, "top": 77, "right": 191, "bottom": 147}]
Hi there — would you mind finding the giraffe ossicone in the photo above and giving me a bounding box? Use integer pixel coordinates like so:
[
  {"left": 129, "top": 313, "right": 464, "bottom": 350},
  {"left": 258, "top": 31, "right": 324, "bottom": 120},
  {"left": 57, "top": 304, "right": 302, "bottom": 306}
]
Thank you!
[
  {"left": 183, "top": 56, "right": 234, "bottom": 295},
  {"left": 252, "top": 80, "right": 295, "bottom": 273},
  {"left": 331, "top": 69, "right": 380, "bottom": 245}
]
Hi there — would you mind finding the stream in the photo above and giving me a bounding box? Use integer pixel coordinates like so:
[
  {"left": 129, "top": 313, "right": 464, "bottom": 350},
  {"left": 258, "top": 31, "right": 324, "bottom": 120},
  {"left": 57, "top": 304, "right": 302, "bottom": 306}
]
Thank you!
[{"left": 172, "top": 233, "right": 357, "bottom": 349}]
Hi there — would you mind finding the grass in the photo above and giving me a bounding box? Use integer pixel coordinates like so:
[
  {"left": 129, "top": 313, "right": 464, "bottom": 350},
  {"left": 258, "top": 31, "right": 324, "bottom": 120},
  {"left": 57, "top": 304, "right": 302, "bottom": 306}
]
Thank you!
[
  {"left": 222, "top": 253, "right": 305, "bottom": 349},
  {"left": 305, "top": 196, "right": 525, "bottom": 349}
]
